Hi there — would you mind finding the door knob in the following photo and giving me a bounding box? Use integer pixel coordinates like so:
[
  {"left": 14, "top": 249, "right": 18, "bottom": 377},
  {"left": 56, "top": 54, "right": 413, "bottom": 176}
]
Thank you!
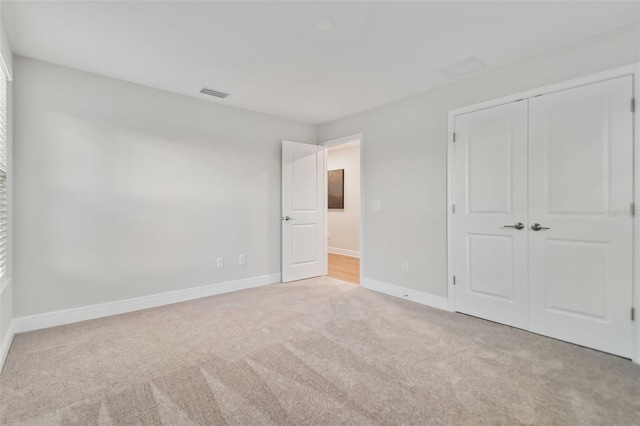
[
  {"left": 283, "top": 216, "right": 294, "bottom": 221},
  {"left": 531, "top": 223, "right": 550, "bottom": 231},
  {"left": 504, "top": 222, "right": 525, "bottom": 230}
]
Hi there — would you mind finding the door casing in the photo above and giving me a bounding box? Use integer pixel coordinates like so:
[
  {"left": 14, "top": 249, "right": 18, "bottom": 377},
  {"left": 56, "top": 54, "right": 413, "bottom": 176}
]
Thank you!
[{"left": 447, "top": 64, "right": 640, "bottom": 364}]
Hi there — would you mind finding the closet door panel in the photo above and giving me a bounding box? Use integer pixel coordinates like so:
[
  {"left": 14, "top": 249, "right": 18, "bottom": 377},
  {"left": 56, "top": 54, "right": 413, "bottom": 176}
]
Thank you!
[
  {"left": 528, "top": 76, "right": 634, "bottom": 358},
  {"left": 453, "top": 100, "right": 529, "bottom": 329}
]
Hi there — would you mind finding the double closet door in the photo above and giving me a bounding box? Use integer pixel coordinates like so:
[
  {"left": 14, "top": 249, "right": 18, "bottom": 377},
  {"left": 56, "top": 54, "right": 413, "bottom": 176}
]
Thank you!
[{"left": 452, "top": 76, "right": 634, "bottom": 358}]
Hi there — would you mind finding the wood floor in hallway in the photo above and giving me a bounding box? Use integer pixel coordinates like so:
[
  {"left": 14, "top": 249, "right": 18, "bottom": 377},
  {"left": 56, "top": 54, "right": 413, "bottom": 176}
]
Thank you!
[{"left": 327, "top": 252, "right": 360, "bottom": 284}]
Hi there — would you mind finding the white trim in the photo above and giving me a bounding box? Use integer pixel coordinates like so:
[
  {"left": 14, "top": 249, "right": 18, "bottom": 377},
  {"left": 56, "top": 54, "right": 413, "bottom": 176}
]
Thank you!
[
  {"left": 327, "top": 247, "right": 360, "bottom": 258},
  {"left": 446, "top": 111, "right": 456, "bottom": 312},
  {"left": 633, "top": 63, "right": 640, "bottom": 364},
  {"left": 320, "top": 133, "right": 365, "bottom": 285},
  {"left": 320, "top": 134, "right": 363, "bottom": 148},
  {"left": 363, "top": 278, "right": 453, "bottom": 312},
  {"left": 0, "top": 54, "right": 10, "bottom": 82},
  {"left": 0, "top": 27, "right": 12, "bottom": 81},
  {"left": 13, "top": 273, "right": 281, "bottom": 334},
  {"left": 323, "top": 146, "right": 328, "bottom": 276},
  {"left": 0, "top": 319, "right": 14, "bottom": 373},
  {"left": 447, "top": 63, "right": 640, "bottom": 364},
  {"left": 0, "top": 277, "right": 10, "bottom": 295}
]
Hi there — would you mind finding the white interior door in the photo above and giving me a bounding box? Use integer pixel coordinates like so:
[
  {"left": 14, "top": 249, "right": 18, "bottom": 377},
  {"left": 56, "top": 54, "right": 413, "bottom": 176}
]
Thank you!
[
  {"left": 453, "top": 100, "right": 529, "bottom": 329},
  {"left": 528, "top": 76, "right": 634, "bottom": 357},
  {"left": 282, "top": 140, "right": 325, "bottom": 283}
]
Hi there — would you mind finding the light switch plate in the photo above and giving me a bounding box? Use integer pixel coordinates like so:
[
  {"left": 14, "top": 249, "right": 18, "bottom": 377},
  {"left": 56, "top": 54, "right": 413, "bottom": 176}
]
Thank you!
[{"left": 372, "top": 200, "right": 381, "bottom": 210}]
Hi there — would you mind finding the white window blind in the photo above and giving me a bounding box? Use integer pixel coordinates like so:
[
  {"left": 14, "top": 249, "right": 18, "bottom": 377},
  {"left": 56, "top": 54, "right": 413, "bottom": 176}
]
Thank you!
[{"left": 0, "top": 67, "right": 7, "bottom": 279}]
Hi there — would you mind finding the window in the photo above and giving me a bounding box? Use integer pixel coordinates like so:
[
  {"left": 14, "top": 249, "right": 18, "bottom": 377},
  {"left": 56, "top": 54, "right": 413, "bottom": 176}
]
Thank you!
[{"left": 0, "top": 66, "right": 7, "bottom": 279}]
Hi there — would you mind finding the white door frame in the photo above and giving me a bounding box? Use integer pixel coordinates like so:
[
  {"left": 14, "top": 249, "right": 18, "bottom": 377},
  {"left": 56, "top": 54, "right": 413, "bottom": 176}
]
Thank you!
[
  {"left": 446, "top": 64, "right": 640, "bottom": 363},
  {"left": 320, "top": 133, "right": 365, "bottom": 284}
]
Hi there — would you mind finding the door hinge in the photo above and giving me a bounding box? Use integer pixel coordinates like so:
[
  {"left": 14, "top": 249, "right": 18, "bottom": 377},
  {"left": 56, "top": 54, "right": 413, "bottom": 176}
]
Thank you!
[
  {"left": 632, "top": 98, "right": 636, "bottom": 113},
  {"left": 453, "top": 275, "right": 456, "bottom": 285},
  {"left": 632, "top": 307, "right": 635, "bottom": 321},
  {"left": 452, "top": 132, "right": 456, "bottom": 142},
  {"left": 452, "top": 204, "right": 456, "bottom": 214},
  {"left": 631, "top": 202, "right": 635, "bottom": 216}
]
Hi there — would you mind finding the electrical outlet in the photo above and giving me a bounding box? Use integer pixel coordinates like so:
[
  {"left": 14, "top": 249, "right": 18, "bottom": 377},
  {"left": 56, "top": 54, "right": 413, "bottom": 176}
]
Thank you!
[
  {"left": 239, "top": 254, "right": 246, "bottom": 265},
  {"left": 401, "top": 260, "right": 409, "bottom": 272},
  {"left": 217, "top": 257, "right": 224, "bottom": 268}
]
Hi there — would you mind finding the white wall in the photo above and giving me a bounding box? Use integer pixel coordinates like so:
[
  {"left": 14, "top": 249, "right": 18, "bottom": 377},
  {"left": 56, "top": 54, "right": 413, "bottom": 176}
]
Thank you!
[
  {"left": 327, "top": 142, "right": 360, "bottom": 257},
  {"left": 319, "top": 24, "right": 640, "bottom": 298},
  {"left": 13, "top": 57, "right": 317, "bottom": 317}
]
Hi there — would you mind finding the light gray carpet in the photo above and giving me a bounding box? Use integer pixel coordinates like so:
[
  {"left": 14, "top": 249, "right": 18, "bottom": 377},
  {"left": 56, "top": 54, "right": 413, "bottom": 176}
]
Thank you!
[{"left": 1, "top": 277, "right": 639, "bottom": 425}]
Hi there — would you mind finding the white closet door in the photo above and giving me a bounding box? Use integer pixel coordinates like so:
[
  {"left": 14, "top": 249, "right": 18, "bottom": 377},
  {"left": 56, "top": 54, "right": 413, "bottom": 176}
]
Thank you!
[
  {"left": 528, "top": 76, "right": 634, "bottom": 357},
  {"left": 453, "top": 101, "right": 529, "bottom": 329}
]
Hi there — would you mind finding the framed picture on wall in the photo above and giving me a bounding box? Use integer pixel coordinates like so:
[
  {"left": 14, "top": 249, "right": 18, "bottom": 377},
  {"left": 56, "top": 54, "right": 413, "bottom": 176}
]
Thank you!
[{"left": 328, "top": 169, "right": 344, "bottom": 209}]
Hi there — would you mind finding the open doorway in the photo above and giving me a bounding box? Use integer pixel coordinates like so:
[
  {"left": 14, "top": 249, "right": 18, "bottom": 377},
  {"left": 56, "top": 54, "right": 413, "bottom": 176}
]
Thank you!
[{"left": 323, "top": 138, "right": 361, "bottom": 285}]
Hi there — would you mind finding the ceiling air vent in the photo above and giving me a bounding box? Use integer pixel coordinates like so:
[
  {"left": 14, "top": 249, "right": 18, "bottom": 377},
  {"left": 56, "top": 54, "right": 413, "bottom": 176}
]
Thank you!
[
  {"left": 200, "top": 87, "right": 230, "bottom": 99},
  {"left": 438, "top": 57, "right": 485, "bottom": 79}
]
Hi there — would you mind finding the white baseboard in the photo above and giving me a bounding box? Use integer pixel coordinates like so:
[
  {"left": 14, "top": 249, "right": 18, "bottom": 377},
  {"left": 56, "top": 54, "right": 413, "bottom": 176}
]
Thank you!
[
  {"left": 13, "top": 273, "right": 282, "bottom": 334},
  {"left": 362, "top": 278, "right": 453, "bottom": 312},
  {"left": 1, "top": 319, "right": 15, "bottom": 373},
  {"left": 328, "top": 247, "right": 360, "bottom": 258}
]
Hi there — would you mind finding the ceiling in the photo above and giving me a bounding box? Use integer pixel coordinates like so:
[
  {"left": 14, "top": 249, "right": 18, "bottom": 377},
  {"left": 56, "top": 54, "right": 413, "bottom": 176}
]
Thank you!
[{"left": 3, "top": 1, "right": 639, "bottom": 124}]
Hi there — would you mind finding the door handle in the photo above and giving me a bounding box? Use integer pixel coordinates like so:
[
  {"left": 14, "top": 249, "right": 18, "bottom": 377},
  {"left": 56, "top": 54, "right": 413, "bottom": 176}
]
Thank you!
[
  {"left": 283, "top": 216, "right": 294, "bottom": 221},
  {"left": 531, "top": 223, "right": 550, "bottom": 231},
  {"left": 504, "top": 222, "right": 525, "bottom": 230}
]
